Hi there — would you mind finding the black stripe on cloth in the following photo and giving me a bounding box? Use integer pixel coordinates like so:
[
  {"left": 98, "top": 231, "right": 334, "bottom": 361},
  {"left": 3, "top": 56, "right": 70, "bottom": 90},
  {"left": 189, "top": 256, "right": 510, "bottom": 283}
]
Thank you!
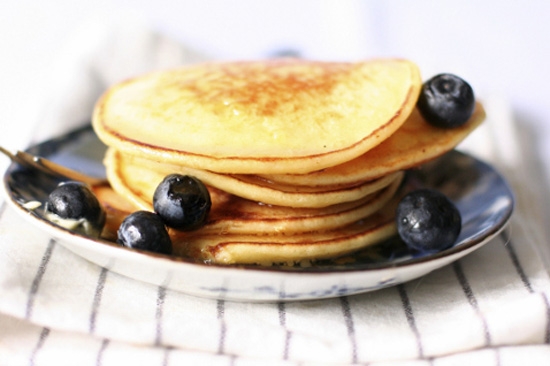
[
  {"left": 29, "top": 327, "right": 50, "bottom": 366},
  {"left": 499, "top": 230, "right": 550, "bottom": 344},
  {"left": 26, "top": 239, "right": 56, "bottom": 320},
  {"left": 452, "top": 261, "right": 492, "bottom": 346},
  {"left": 494, "top": 347, "right": 502, "bottom": 366},
  {"left": 0, "top": 200, "right": 7, "bottom": 219},
  {"left": 161, "top": 346, "right": 173, "bottom": 366},
  {"left": 277, "top": 301, "right": 292, "bottom": 360},
  {"left": 542, "top": 292, "right": 550, "bottom": 344},
  {"left": 89, "top": 267, "right": 109, "bottom": 334},
  {"left": 155, "top": 286, "right": 167, "bottom": 346},
  {"left": 339, "top": 296, "right": 358, "bottom": 364},
  {"left": 397, "top": 284, "right": 424, "bottom": 358},
  {"left": 500, "top": 230, "right": 533, "bottom": 293},
  {"left": 95, "top": 338, "right": 110, "bottom": 366},
  {"left": 217, "top": 299, "right": 226, "bottom": 355}
]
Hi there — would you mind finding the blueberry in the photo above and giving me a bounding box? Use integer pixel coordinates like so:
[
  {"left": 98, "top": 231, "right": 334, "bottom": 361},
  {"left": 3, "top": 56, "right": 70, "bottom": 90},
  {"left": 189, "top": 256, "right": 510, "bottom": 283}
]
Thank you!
[
  {"left": 153, "top": 174, "right": 211, "bottom": 231},
  {"left": 117, "top": 211, "right": 172, "bottom": 255},
  {"left": 396, "top": 189, "right": 461, "bottom": 253},
  {"left": 417, "top": 73, "right": 475, "bottom": 128},
  {"left": 45, "top": 181, "right": 105, "bottom": 237}
]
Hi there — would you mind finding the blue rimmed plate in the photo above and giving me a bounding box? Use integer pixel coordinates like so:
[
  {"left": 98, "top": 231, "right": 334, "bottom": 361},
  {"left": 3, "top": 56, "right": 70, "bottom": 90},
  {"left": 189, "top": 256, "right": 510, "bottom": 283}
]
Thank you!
[{"left": 2, "top": 126, "right": 514, "bottom": 302}]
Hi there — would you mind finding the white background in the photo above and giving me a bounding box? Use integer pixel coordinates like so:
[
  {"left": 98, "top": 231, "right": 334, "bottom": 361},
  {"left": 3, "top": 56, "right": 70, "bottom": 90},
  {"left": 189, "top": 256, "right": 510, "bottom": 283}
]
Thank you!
[{"left": 1, "top": 0, "right": 549, "bottom": 180}]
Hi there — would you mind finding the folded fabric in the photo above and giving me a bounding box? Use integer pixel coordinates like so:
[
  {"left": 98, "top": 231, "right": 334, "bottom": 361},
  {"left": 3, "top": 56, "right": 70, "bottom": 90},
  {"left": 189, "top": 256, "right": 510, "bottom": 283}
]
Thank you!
[
  {"left": 2, "top": 313, "right": 550, "bottom": 366},
  {"left": 1, "top": 19, "right": 550, "bottom": 366}
]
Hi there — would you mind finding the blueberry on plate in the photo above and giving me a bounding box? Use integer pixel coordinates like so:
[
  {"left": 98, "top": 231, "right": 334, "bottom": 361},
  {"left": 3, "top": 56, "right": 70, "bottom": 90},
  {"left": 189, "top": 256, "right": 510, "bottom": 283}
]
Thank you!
[
  {"left": 417, "top": 73, "right": 475, "bottom": 128},
  {"left": 45, "top": 181, "right": 105, "bottom": 237},
  {"left": 396, "top": 189, "right": 461, "bottom": 253},
  {"left": 117, "top": 211, "right": 172, "bottom": 255},
  {"left": 153, "top": 174, "right": 211, "bottom": 231}
]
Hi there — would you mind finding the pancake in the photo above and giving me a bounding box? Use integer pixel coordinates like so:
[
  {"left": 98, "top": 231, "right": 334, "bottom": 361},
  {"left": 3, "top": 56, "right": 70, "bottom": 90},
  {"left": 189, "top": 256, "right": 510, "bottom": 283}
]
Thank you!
[
  {"left": 93, "top": 58, "right": 422, "bottom": 174},
  {"left": 105, "top": 148, "right": 403, "bottom": 208},
  {"left": 258, "top": 104, "right": 486, "bottom": 186},
  {"left": 90, "top": 58, "right": 485, "bottom": 266},
  {"left": 93, "top": 184, "right": 400, "bottom": 265},
  {"left": 94, "top": 176, "right": 401, "bottom": 238},
  {"left": 175, "top": 195, "right": 400, "bottom": 265}
]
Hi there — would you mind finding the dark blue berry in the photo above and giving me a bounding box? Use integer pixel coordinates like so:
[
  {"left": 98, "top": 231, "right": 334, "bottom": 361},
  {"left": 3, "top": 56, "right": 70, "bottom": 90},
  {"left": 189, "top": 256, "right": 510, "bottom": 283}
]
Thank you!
[
  {"left": 417, "top": 73, "right": 475, "bottom": 128},
  {"left": 153, "top": 174, "right": 211, "bottom": 231},
  {"left": 117, "top": 211, "right": 172, "bottom": 255},
  {"left": 46, "top": 181, "right": 105, "bottom": 236},
  {"left": 396, "top": 189, "right": 461, "bottom": 253}
]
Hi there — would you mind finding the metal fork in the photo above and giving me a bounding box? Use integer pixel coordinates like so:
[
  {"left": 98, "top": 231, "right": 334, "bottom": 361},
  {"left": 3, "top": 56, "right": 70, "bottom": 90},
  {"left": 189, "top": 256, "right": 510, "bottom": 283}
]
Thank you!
[{"left": 0, "top": 146, "right": 106, "bottom": 186}]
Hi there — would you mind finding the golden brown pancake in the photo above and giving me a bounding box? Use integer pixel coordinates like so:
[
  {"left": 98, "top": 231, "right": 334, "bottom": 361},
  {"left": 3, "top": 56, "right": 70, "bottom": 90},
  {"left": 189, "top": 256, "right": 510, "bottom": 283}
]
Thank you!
[
  {"left": 94, "top": 184, "right": 399, "bottom": 265},
  {"left": 105, "top": 148, "right": 403, "bottom": 208},
  {"left": 95, "top": 176, "right": 402, "bottom": 239},
  {"left": 93, "top": 58, "right": 422, "bottom": 174},
  {"left": 91, "top": 58, "right": 485, "bottom": 266},
  {"left": 258, "top": 104, "right": 486, "bottom": 186},
  {"left": 200, "top": 178, "right": 402, "bottom": 235},
  {"left": 175, "top": 195, "right": 400, "bottom": 265}
]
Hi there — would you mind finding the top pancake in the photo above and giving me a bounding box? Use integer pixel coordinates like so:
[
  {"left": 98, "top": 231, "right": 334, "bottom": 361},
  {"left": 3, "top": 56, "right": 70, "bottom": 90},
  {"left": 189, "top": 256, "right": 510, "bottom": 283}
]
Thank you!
[{"left": 92, "top": 58, "right": 422, "bottom": 174}]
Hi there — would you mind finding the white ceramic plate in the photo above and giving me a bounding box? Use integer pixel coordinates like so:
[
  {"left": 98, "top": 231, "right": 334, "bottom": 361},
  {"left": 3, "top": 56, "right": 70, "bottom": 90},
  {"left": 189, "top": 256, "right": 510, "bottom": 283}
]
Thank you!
[{"left": 2, "top": 126, "right": 514, "bottom": 302}]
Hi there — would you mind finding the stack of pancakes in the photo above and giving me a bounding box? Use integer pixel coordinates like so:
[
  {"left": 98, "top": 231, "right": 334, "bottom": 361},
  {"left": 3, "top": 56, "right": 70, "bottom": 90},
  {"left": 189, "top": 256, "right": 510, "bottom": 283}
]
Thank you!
[{"left": 92, "top": 59, "right": 485, "bottom": 265}]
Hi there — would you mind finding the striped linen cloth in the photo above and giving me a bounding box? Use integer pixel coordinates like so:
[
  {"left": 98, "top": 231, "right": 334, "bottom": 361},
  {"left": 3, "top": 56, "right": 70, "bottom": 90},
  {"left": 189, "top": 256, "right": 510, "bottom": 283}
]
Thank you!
[{"left": 1, "top": 21, "right": 550, "bottom": 366}]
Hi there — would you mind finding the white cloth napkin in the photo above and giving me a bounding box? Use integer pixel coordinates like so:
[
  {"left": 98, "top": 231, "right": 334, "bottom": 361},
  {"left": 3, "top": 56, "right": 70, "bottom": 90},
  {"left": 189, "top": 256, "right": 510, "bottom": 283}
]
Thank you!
[{"left": 1, "top": 20, "right": 550, "bottom": 366}]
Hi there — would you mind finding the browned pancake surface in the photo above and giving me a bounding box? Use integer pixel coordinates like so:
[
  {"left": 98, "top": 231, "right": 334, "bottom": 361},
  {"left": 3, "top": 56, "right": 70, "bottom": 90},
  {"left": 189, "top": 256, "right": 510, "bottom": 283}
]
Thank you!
[{"left": 93, "top": 58, "right": 422, "bottom": 174}]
